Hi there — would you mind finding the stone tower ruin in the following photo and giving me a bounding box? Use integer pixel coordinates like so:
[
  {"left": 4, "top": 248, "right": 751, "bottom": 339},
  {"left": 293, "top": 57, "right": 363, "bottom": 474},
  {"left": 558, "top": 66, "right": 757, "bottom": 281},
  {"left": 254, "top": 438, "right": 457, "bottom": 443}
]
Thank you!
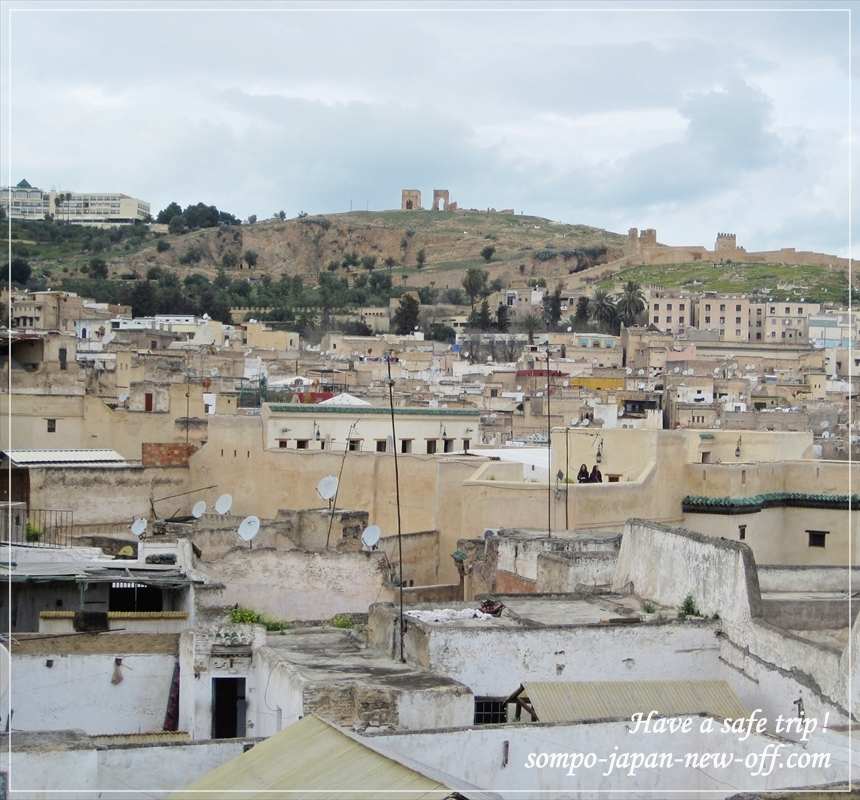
[
  {"left": 432, "top": 189, "right": 450, "bottom": 211},
  {"left": 715, "top": 232, "right": 737, "bottom": 253},
  {"left": 401, "top": 189, "right": 422, "bottom": 210}
]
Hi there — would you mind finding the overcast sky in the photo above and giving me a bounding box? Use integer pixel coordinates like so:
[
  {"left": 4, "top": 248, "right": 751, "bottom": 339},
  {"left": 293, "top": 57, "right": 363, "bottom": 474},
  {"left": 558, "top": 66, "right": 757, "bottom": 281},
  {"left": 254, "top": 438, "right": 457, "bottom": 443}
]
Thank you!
[{"left": 1, "top": 1, "right": 856, "bottom": 255}]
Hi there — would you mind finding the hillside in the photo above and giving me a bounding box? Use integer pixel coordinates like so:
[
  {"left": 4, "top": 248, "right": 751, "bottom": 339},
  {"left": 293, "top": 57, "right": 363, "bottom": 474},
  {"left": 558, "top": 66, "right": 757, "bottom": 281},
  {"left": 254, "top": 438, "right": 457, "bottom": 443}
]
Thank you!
[
  {"left": 117, "top": 210, "right": 629, "bottom": 290},
  {"left": 596, "top": 260, "right": 851, "bottom": 304}
]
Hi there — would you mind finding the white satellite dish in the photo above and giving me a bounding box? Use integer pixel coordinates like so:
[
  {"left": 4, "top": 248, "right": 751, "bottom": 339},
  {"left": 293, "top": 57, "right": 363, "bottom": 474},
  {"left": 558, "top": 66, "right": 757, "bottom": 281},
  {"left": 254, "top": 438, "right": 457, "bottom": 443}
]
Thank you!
[
  {"left": 238, "top": 515, "right": 261, "bottom": 542},
  {"left": 130, "top": 518, "right": 147, "bottom": 537},
  {"left": 361, "top": 525, "right": 381, "bottom": 549},
  {"left": 192, "top": 500, "right": 207, "bottom": 519},
  {"left": 317, "top": 475, "right": 338, "bottom": 501},
  {"left": 215, "top": 494, "right": 233, "bottom": 515}
]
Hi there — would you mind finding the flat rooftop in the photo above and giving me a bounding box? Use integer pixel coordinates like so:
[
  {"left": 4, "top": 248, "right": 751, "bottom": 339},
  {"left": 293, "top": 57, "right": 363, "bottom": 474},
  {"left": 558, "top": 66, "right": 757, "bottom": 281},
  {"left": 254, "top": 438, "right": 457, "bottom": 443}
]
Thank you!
[
  {"left": 402, "top": 593, "right": 654, "bottom": 629},
  {"left": 261, "top": 627, "right": 469, "bottom": 692}
]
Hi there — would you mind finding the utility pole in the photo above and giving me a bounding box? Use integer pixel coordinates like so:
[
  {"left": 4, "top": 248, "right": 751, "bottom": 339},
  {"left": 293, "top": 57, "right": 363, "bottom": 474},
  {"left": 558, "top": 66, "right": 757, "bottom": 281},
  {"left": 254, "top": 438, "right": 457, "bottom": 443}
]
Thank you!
[
  {"left": 546, "top": 347, "right": 552, "bottom": 538},
  {"left": 386, "top": 354, "right": 405, "bottom": 663}
]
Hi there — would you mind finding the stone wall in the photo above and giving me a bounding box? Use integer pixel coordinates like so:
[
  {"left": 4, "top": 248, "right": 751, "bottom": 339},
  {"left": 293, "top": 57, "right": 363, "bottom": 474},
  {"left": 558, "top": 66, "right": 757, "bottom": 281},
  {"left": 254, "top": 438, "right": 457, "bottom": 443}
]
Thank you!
[{"left": 142, "top": 442, "right": 199, "bottom": 467}]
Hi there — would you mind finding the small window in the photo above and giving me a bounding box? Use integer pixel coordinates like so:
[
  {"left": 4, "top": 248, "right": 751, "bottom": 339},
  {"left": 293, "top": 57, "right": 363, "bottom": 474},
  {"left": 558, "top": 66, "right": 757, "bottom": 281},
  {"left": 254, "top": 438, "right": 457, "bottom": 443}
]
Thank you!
[
  {"left": 144, "top": 392, "right": 153, "bottom": 412},
  {"left": 47, "top": 418, "right": 56, "bottom": 433},
  {"left": 701, "top": 451, "right": 711, "bottom": 464},
  {"left": 278, "top": 440, "right": 287, "bottom": 449},
  {"left": 296, "top": 440, "right": 309, "bottom": 450},
  {"left": 807, "top": 530, "right": 828, "bottom": 548},
  {"left": 376, "top": 440, "right": 387, "bottom": 453},
  {"left": 401, "top": 439, "right": 412, "bottom": 454},
  {"left": 474, "top": 698, "right": 508, "bottom": 725},
  {"left": 738, "top": 525, "right": 746, "bottom": 541},
  {"left": 426, "top": 439, "right": 437, "bottom": 455},
  {"left": 348, "top": 439, "right": 361, "bottom": 452}
]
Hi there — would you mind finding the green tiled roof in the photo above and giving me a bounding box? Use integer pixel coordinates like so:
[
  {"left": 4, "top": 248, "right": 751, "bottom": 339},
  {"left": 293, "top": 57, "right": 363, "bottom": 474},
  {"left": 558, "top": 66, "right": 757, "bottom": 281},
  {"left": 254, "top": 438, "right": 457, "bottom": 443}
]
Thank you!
[
  {"left": 267, "top": 403, "right": 480, "bottom": 417},
  {"left": 683, "top": 492, "right": 857, "bottom": 515}
]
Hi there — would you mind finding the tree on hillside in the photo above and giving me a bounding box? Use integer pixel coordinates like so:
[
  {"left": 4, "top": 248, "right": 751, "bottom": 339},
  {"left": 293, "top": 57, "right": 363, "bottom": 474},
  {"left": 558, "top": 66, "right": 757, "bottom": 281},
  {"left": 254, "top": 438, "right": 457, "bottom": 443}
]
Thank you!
[
  {"left": 393, "top": 294, "right": 420, "bottom": 335},
  {"left": 543, "top": 284, "right": 562, "bottom": 330},
  {"left": 277, "top": 210, "right": 286, "bottom": 221},
  {"left": 476, "top": 300, "right": 493, "bottom": 331},
  {"left": 617, "top": 281, "right": 646, "bottom": 327},
  {"left": 574, "top": 296, "right": 590, "bottom": 325},
  {"left": 156, "top": 202, "right": 183, "bottom": 224},
  {"left": 247, "top": 214, "right": 257, "bottom": 225},
  {"left": 462, "top": 267, "right": 489, "bottom": 308},
  {"left": 361, "top": 255, "right": 377, "bottom": 271},
  {"left": 416, "top": 248, "right": 427, "bottom": 269},
  {"left": 10, "top": 257, "right": 31, "bottom": 286},
  {"left": 443, "top": 287, "right": 467, "bottom": 305},
  {"left": 521, "top": 312, "right": 542, "bottom": 345},
  {"left": 496, "top": 302, "right": 510, "bottom": 333},
  {"left": 589, "top": 288, "right": 619, "bottom": 334},
  {"left": 244, "top": 249, "right": 258, "bottom": 267},
  {"left": 480, "top": 245, "right": 496, "bottom": 263},
  {"left": 89, "top": 258, "right": 108, "bottom": 280}
]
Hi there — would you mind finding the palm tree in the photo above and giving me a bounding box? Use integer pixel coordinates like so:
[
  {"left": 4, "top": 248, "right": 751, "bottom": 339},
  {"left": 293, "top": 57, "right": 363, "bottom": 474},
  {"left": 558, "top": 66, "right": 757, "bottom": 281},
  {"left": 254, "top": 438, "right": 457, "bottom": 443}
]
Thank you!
[
  {"left": 617, "top": 281, "right": 646, "bottom": 327},
  {"left": 589, "top": 288, "right": 619, "bottom": 334},
  {"left": 521, "top": 312, "right": 542, "bottom": 344}
]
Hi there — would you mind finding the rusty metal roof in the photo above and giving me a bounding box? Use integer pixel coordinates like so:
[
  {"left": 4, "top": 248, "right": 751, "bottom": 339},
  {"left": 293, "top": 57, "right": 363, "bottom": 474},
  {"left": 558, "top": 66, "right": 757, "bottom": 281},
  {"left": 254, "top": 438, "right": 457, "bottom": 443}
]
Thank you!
[{"left": 521, "top": 680, "right": 747, "bottom": 723}]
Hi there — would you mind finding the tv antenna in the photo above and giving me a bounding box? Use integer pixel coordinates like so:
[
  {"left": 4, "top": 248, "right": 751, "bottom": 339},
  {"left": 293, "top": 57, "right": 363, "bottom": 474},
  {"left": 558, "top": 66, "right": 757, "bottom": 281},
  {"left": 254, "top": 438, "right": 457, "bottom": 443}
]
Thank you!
[
  {"left": 237, "top": 515, "right": 260, "bottom": 549},
  {"left": 361, "top": 524, "right": 381, "bottom": 550},
  {"left": 324, "top": 421, "right": 360, "bottom": 548}
]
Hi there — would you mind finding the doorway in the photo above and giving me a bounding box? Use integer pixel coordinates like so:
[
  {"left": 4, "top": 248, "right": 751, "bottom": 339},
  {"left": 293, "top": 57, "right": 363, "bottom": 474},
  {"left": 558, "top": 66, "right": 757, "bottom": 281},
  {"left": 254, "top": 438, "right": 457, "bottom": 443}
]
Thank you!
[{"left": 212, "top": 677, "right": 246, "bottom": 738}]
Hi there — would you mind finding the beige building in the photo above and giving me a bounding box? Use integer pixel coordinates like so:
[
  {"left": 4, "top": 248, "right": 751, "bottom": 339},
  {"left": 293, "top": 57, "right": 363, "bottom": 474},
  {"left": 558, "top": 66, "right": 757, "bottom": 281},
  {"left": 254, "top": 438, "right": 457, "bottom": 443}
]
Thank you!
[
  {"left": 263, "top": 402, "right": 480, "bottom": 454},
  {"left": 647, "top": 290, "right": 692, "bottom": 335},
  {"left": 695, "top": 294, "right": 750, "bottom": 342},
  {"left": 1, "top": 181, "right": 150, "bottom": 225}
]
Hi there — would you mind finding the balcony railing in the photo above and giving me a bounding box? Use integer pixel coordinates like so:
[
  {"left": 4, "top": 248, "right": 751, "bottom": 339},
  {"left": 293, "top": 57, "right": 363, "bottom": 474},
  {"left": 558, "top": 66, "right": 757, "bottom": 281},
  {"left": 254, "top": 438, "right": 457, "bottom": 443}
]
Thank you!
[{"left": 0, "top": 507, "right": 74, "bottom": 548}]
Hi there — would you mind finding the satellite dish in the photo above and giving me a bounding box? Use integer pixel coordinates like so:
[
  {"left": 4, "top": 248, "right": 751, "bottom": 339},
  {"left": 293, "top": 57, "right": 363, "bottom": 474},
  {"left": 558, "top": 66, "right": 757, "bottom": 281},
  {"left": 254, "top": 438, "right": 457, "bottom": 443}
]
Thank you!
[
  {"left": 192, "top": 500, "right": 207, "bottom": 519},
  {"left": 238, "top": 515, "right": 261, "bottom": 542},
  {"left": 130, "top": 518, "right": 147, "bottom": 537},
  {"left": 361, "top": 525, "right": 381, "bottom": 549},
  {"left": 215, "top": 494, "right": 233, "bottom": 514},
  {"left": 317, "top": 475, "right": 338, "bottom": 501}
]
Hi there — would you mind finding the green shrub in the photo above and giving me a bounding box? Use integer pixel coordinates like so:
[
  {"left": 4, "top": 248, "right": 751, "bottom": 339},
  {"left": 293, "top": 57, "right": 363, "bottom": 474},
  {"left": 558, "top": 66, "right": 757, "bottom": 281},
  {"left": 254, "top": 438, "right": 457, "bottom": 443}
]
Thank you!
[
  {"left": 642, "top": 601, "right": 656, "bottom": 614},
  {"left": 25, "top": 523, "right": 42, "bottom": 542},
  {"left": 229, "top": 607, "right": 289, "bottom": 631},
  {"left": 678, "top": 594, "right": 701, "bottom": 619},
  {"left": 329, "top": 613, "right": 354, "bottom": 629},
  {"left": 156, "top": 239, "right": 171, "bottom": 252}
]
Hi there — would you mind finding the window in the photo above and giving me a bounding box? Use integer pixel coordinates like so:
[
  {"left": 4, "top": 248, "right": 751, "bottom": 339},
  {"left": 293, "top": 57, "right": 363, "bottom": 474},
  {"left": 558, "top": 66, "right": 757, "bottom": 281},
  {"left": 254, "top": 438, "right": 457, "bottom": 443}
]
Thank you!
[
  {"left": 278, "top": 440, "right": 287, "bottom": 449},
  {"left": 400, "top": 439, "right": 412, "bottom": 454},
  {"left": 735, "top": 317, "right": 741, "bottom": 324},
  {"left": 719, "top": 304, "right": 725, "bottom": 311},
  {"left": 474, "top": 698, "right": 508, "bottom": 725},
  {"left": 426, "top": 439, "right": 437, "bottom": 455},
  {"left": 667, "top": 303, "right": 673, "bottom": 310},
  {"left": 705, "top": 316, "right": 711, "bottom": 324},
  {"left": 46, "top": 418, "right": 56, "bottom": 433},
  {"left": 738, "top": 524, "right": 746, "bottom": 541},
  {"left": 679, "top": 303, "right": 685, "bottom": 310},
  {"left": 144, "top": 392, "right": 153, "bottom": 412},
  {"left": 807, "top": 530, "right": 828, "bottom": 548},
  {"left": 296, "top": 440, "right": 309, "bottom": 449},
  {"left": 58, "top": 347, "right": 67, "bottom": 370},
  {"left": 705, "top": 304, "right": 711, "bottom": 311},
  {"left": 679, "top": 317, "right": 685, "bottom": 325},
  {"left": 653, "top": 316, "right": 659, "bottom": 323},
  {"left": 735, "top": 305, "right": 741, "bottom": 312},
  {"left": 376, "top": 439, "right": 387, "bottom": 453},
  {"left": 348, "top": 439, "right": 361, "bottom": 452}
]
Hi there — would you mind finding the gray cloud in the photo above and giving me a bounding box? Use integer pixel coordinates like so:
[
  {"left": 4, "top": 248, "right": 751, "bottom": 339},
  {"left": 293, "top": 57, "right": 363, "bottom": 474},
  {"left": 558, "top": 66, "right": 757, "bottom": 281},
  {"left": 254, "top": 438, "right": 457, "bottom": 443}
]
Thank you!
[{"left": 1, "top": 1, "right": 854, "bottom": 255}]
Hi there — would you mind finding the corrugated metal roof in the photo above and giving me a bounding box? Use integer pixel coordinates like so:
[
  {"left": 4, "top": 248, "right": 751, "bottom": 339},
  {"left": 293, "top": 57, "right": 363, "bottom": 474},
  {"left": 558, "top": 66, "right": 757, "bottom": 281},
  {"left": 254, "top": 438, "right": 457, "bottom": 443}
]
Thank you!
[
  {"left": 2, "top": 449, "right": 127, "bottom": 466},
  {"left": 170, "top": 715, "right": 452, "bottom": 800},
  {"left": 522, "top": 680, "right": 747, "bottom": 723}
]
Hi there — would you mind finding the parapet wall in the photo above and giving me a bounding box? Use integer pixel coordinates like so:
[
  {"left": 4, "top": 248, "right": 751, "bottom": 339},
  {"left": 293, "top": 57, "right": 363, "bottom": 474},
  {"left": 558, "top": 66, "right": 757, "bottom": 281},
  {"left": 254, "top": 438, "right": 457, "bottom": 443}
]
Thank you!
[{"left": 611, "top": 519, "right": 762, "bottom": 621}]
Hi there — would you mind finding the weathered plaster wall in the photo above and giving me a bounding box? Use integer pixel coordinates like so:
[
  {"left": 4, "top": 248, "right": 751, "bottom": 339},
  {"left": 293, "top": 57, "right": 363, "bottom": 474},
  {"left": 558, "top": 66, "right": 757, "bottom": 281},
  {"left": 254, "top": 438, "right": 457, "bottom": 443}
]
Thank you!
[
  {"left": 197, "top": 548, "right": 394, "bottom": 621},
  {"left": 12, "top": 653, "right": 177, "bottom": 734},
  {"left": 28, "top": 465, "right": 190, "bottom": 527}
]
